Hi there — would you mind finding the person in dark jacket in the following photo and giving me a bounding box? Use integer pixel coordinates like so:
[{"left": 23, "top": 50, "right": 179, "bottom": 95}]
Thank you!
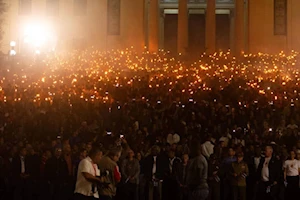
[
  {"left": 45, "top": 147, "right": 69, "bottom": 200},
  {"left": 256, "top": 145, "right": 283, "bottom": 200},
  {"left": 175, "top": 153, "right": 189, "bottom": 200},
  {"left": 143, "top": 145, "right": 169, "bottom": 200},
  {"left": 163, "top": 149, "right": 181, "bottom": 200},
  {"left": 11, "top": 147, "right": 32, "bottom": 200},
  {"left": 207, "top": 153, "right": 221, "bottom": 200}
]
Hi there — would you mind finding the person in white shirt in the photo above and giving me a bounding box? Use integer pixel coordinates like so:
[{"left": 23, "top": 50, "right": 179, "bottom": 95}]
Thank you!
[
  {"left": 283, "top": 150, "right": 300, "bottom": 200},
  {"left": 74, "top": 146, "right": 103, "bottom": 200}
]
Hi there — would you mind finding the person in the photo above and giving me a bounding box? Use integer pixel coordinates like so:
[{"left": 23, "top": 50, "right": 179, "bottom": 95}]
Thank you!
[
  {"left": 176, "top": 153, "right": 189, "bottom": 200},
  {"left": 256, "top": 145, "right": 282, "bottom": 200},
  {"left": 11, "top": 147, "right": 31, "bottom": 200},
  {"left": 230, "top": 152, "right": 248, "bottom": 200},
  {"left": 74, "top": 146, "right": 103, "bottom": 200},
  {"left": 207, "top": 154, "right": 221, "bottom": 200},
  {"left": 45, "top": 147, "right": 69, "bottom": 200},
  {"left": 283, "top": 150, "right": 299, "bottom": 199},
  {"left": 186, "top": 142, "right": 209, "bottom": 200},
  {"left": 163, "top": 149, "right": 181, "bottom": 200},
  {"left": 120, "top": 149, "right": 140, "bottom": 200},
  {"left": 201, "top": 136, "right": 215, "bottom": 159},
  {"left": 143, "top": 145, "right": 169, "bottom": 200},
  {"left": 98, "top": 148, "right": 122, "bottom": 200},
  {"left": 221, "top": 147, "right": 237, "bottom": 200}
]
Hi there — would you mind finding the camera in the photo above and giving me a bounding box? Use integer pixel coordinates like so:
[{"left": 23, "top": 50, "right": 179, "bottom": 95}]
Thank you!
[{"left": 99, "top": 170, "right": 110, "bottom": 177}]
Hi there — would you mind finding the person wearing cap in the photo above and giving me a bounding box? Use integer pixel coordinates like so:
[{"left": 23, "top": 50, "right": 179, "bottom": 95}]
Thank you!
[
  {"left": 230, "top": 152, "right": 249, "bottom": 200},
  {"left": 283, "top": 150, "right": 300, "bottom": 200}
]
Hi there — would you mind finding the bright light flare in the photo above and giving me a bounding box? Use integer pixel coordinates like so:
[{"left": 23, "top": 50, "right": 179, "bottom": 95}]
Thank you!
[{"left": 23, "top": 22, "right": 56, "bottom": 49}]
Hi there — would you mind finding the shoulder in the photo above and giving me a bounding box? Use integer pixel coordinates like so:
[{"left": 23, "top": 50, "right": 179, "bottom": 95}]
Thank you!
[{"left": 79, "top": 158, "right": 89, "bottom": 166}]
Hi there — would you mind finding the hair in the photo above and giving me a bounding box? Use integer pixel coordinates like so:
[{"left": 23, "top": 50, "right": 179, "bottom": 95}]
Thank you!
[
  {"left": 89, "top": 146, "right": 103, "bottom": 157},
  {"left": 108, "top": 148, "right": 121, "bottom": 158},
  {"left": 265, "top": 145, "right": 273, "bottom": 152},
  {"left": 236, "top": 152, "right": 244, "bottom": 157}
]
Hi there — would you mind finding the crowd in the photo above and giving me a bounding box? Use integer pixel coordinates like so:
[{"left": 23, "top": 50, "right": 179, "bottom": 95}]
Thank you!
[{"left": 0, "top": 48, "right": 300, "bottom": 200}]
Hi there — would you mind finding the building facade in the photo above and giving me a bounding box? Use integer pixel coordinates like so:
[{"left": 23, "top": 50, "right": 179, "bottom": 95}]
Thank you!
[{"left": 1, "top": 0, "right": 299, "bottom": 55}]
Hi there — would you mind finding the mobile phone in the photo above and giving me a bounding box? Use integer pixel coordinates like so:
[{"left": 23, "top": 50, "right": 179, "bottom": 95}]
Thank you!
[
  {"left": 107, "top": 131, "right": 112, "bottom": 135},
  {"left": 157, "top": 101, "right": 161, "bottom": 104},
  {"left": 57, "top": 135, "right": 61, "bottom": 139},
  {"left": 118, "top": 106, "right": 121, "bottom": 109},
  {"left": 269, "top": 128, "right": 272, "bottom": 132},
  {"left": 225, "top": 105, "right": 229, "bottom": 108},
  {"left": 189, "top": 98, "right": 193, "bottom": 102},
  {"left": 120, "top": 135, "right": 124, "bottom": 138}
]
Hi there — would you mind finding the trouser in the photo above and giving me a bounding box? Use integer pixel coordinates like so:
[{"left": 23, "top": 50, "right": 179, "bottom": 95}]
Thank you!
[
  {"left": 122, "top": 183, "right": 138, "bottom": 200},
  {"left": 98, "top": 195, "right": 113, "bottom": 200},
  {"left": 74, "top": 193, "right": 97, "bottom": 200},
  {"left": 162, "top": 178, "right": 179, "bottom": 200},
  {"left": 13, "top": 178, "right": 33, "bottom": 200},
  {"left": 286, "top": 176, "right": 299, "bottom": 199},
  {"left": 188, "top": 188, "right": 209, "bottom": 200},
  {"left": 222, "top": 180, "right": 232, "bottom": 200},
  {"left": 208, "top": 182, "right": 220, "bottom": 200},
  {"left": 232, "top": 186, "right": 246, "bottom": 200},
  {"left": 146, "top": 181, "right": 163, "bottom": 200},
  {"left": 256, "top": 181, "right": 279, "bottom": 200}
]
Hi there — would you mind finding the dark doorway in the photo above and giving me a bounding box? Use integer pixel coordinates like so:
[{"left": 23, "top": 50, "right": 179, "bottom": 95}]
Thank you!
[
  {"left": 188, "top": 14, "right": 205, "bottom": 54},
  {"left": 216, "top": 14, "right": 230, "bottom": 51},
  {"left": 164, "top": 14, "right": 178, "bottom": 52}
]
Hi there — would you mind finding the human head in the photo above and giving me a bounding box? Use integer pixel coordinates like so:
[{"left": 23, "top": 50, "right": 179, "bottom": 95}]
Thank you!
[
  {"left": 168, "top": 150, "right": 175, "bottom": 159},
  {"left": 265, "top": 146, "right": 273, "bottom": 158},
  {"left": 127, "top": 149, "right": 135, "bottom": 159},
  {"left": 19, "top": 147, "right": 27, "bottom": 157},
  {"left": 228, "top": 148, "right": 236, "bottom": 157},
  {"left": 182, "top": 153, "right": 189, "bottom": 164},
  {"left": 108, "top": 148, "right": 122, "bottom": 162},
  {"left": 136, "top": 152, "right": 142, "bottom": 161},
  {"left": 89, "top": 146, "right": 103, "bottom": 164},
  {"left": 86, "top": 143, "right": 92, "bottom": 153},
  {"left": 151, "top": 145, "right": 160, "bottom": 156},
  {"left": 290, "top": 150, "right": 296, "bottom": 160},
  {"left": 54, "top": 148, "right": 62, "bottom": 158},
  {"left": 80, "top": 149, "right": 87, "bottom": 159},
  {"left": 237, "top": 152, "right": 244, "bottom": 163}
]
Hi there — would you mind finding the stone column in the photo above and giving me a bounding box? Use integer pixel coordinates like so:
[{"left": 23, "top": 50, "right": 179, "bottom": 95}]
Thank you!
[
  {"left": 205, "top": 0, "right": 216, "bottom": 54},
  {"left": 148, "top": 0, "right": 159, "bottom": 52},
  {"left": 235, "top": 0, "right": 245, "bottom": 55},
  {"left": 177, "top": 0, "right": 188, "bottom": 54}
]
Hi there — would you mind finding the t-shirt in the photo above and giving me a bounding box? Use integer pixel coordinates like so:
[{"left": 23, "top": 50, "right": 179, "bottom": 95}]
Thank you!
[
  {"left": 283, "top": 159, "right": 299, "bottom": 176},
  {"left": 74, "top": 157, "right": 100, "bottom": 198}
]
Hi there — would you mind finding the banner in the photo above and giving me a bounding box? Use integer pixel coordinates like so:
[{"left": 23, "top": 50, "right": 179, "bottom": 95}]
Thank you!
[
  {"left": 107, "top": 0, "right": 121, "bottom": 35},
  {"left": 274, "top": 0, "right": 287, "bottom": 35}
]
